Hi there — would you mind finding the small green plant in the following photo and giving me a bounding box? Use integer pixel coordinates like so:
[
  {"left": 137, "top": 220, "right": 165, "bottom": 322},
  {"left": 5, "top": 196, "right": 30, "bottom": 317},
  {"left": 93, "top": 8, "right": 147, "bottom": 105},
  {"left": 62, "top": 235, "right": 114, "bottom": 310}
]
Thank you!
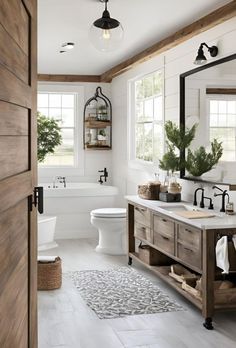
[
  {"left": 185, "top": 139, "right": 223, "bottom": 177},
  {"left": 98, "top": 129, "right": 106, "bottom": 137},
  {"left": 164, "top": 121, "right": 197, "bottom": 152},
  {"left": 159, "top": 144, "right": 180, "bottom": 173},
  {"left": 159, "top": 121, "right": 223, "bottom": 177},
  {"left": 159, "top": 121, "right": 197, "bottom": 173},
  {"left": 37, "top": 112, "right": 62, "bottom": 163}
]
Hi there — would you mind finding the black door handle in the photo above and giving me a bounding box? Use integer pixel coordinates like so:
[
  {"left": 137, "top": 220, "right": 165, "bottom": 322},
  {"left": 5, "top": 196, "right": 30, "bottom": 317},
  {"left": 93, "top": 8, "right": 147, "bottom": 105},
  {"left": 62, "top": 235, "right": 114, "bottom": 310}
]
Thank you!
[{"left": 34, "top": 186, "right": 44, "bottom": 214}]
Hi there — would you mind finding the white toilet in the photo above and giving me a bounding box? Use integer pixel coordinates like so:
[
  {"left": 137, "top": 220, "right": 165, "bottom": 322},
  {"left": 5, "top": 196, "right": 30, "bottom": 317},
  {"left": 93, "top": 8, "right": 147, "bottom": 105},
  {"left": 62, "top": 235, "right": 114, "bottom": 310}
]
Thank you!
[{"left": 90, "top": 208, "right": 127, "bottom": 255}]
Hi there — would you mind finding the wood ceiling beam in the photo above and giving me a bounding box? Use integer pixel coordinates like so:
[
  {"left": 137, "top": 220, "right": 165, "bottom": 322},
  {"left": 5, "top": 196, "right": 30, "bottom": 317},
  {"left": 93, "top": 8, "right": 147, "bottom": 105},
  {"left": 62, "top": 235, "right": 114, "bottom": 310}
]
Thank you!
[
  {"left": 100, "top": 1, "right": 236, "bottom": 82},
  {"left": 37, "top": 74, "right": 101, "bottom": 83},
  {"left": 37, "top": 2, "right": 236, "bottom": 84},
  {"left": 206, "top": 88, "right": 236, "bottom": 95}
]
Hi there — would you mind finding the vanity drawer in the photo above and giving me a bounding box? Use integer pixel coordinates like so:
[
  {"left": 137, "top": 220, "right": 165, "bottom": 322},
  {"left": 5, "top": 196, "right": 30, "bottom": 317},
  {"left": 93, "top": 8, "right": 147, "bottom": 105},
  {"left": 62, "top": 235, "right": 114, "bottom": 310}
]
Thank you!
[
  {"left": 177, "top": 224, "right": 202, "bottom": 250},
  {"left": 134, "top": 222, "right": 152, "bottom": 243},
  {"left": 134, "top": 205, "right": 151, "bottom": 228},
  {"left": 153, "top": 214, "right": 175, "bottom": 238},
  {"left": 153, "top": 231, "right": 175, "bottom": 255},
  {"left": 177, "top": 242, "right": 201, "bottom": 270}
]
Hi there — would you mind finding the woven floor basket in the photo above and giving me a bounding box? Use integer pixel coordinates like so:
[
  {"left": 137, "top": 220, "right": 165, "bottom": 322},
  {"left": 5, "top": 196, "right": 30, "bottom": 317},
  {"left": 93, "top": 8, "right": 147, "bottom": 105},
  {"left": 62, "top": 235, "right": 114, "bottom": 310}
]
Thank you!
[{"left": 38, "top": 257, "right": 62, "bottom": 290}]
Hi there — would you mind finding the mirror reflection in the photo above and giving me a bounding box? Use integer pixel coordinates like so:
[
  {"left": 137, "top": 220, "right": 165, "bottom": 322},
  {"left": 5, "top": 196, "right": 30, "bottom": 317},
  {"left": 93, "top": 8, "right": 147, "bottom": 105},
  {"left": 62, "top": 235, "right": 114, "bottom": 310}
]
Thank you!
[{"left": 181, "top": 54, "right": 236, "bottom": 185}]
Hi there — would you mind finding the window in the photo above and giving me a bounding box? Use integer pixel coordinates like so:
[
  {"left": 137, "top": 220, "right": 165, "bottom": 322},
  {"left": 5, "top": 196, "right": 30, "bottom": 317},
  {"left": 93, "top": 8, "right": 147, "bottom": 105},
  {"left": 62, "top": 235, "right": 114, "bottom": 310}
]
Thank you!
[
  {"left": 38, "top": 92, "right": 76, "bottom": 166},
  {"left": 208, "top": 96, "right": 236, "bottom": 161},
  {"left": 129, "top": 70, "right": 164, "bottom": 165},
  {"left": 37, "top": 84, "right": 84, "bottom": 169}
]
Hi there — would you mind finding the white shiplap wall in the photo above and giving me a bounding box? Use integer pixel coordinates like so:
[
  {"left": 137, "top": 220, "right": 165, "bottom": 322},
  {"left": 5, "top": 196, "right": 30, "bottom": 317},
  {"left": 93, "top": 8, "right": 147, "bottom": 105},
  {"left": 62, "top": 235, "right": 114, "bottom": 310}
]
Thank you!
[{"left": 111, "top": 17, "right": 236, "bottom": 208}]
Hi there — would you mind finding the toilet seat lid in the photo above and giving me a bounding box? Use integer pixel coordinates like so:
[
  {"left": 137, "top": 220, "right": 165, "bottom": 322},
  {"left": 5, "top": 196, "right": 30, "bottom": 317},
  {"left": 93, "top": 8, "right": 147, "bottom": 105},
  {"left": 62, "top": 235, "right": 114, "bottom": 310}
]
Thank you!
[{"left": 91, "top": 208, "right": 126, "bottom": 218}]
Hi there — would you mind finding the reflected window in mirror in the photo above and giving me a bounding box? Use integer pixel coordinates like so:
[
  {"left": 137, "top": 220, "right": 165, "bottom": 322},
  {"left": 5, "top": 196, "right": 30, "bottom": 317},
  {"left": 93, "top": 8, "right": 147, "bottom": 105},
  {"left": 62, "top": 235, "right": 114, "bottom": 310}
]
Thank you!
[{"left": 208, "top": 95, "right": 236, "bottom": 161}]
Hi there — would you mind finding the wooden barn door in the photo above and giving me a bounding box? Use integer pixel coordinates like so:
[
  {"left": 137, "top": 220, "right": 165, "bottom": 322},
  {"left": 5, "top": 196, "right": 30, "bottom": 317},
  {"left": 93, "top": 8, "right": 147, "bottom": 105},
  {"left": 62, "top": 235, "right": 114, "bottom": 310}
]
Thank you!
[{"left": 0, "top": 0, "right": 38, "bottom": 347}]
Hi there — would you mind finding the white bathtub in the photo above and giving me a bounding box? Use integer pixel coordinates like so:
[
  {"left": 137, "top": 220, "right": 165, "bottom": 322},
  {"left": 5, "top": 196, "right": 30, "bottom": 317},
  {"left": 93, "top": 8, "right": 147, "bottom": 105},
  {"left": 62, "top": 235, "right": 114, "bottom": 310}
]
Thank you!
[
  {"left": 38, "top": 215, "right": 58, "bottom": 251},
  {"left": 42, "top": 183, "right": 119, "bottom": 197},
  {"left": 41, "top": 183, "right": 120, "bottom": 239}
]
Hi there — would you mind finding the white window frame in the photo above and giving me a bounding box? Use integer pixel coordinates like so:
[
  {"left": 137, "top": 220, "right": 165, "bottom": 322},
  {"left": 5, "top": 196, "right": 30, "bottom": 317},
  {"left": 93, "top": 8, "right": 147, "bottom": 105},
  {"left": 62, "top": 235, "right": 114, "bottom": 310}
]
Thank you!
[
  {"left": 128, "top": 69, "right": 164, "bottom": 171},
  {"left": 37, "top": 84, "right": 85, "bottom": 176},
  {"left": 207, "top": 94, "right": 236, "bottom": 163}
]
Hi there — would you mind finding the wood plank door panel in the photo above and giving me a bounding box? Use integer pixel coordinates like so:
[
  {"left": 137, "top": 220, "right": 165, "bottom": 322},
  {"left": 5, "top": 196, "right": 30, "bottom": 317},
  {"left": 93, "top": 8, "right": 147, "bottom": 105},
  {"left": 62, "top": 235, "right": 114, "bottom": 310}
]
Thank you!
[{"left": 0, "top": 0, "right": 37, "bottom": 347}]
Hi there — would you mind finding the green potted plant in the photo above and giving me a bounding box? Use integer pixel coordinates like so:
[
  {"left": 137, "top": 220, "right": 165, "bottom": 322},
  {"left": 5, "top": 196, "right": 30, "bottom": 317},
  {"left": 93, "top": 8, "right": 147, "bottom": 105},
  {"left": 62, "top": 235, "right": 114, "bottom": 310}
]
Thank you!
[
  {"left": 159, "top": 120, "right": 223, "bottom": 178},
  {"left": 159, "top": 121, "right": 197, "bottom": 174},
  {"left": 97, "top": 129, "right": 107, "bottom": 141},
  {"left": 185, "top": 139, "right": 223, "bottom": 177},
  {"left": 37, "top": 112, "right": 62, "bottom": 163}
]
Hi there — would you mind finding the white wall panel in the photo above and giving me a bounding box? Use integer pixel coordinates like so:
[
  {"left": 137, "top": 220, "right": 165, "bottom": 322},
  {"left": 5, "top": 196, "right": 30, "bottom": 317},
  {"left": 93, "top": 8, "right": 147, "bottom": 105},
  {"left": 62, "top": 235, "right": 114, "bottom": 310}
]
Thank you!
[{"left": 111, "top": 17, "right": 236, "bottom": 209}]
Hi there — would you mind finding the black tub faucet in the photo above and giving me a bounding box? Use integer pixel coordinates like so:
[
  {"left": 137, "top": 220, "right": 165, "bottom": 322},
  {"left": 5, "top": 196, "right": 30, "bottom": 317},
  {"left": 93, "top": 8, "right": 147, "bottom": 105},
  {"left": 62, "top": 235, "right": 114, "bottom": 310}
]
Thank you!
[
  {"left": 212, "top": 185, "right": 229, "bottom": 212},
  {"left": 98, "top": 168, "right": 108, "bottom": 184}
]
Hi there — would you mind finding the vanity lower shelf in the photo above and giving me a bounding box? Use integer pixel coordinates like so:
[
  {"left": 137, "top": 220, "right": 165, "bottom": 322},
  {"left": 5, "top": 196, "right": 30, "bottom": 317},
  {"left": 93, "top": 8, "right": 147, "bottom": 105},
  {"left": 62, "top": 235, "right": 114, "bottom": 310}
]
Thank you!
[
  {"left": 129, "top": 252, "right": 202, "bottom": 309},
  {"left": 129, "top": 252, "right": 236, "bottom": 311}
]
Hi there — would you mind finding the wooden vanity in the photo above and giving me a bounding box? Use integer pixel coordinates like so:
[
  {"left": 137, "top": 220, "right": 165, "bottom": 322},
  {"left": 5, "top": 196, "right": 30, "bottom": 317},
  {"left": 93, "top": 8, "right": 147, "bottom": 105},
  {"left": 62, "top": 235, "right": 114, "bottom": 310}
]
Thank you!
[{"left": 126, "top": 196, "right": 236, "bottom": 329}]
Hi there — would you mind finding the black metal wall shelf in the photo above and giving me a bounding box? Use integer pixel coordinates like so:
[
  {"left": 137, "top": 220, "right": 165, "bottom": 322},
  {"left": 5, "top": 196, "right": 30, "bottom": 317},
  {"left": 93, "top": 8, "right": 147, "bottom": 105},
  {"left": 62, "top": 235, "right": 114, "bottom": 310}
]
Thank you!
[{"left": 83, "top": 87, "right": 112, "bottom": 150}]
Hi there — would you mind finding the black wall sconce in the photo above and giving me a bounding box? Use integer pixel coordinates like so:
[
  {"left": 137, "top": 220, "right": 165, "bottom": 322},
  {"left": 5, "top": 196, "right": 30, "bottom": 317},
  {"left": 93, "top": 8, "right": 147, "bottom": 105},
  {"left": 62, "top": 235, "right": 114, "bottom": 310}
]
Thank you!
[{"left": 194, "top": 43, "right": 218, "bottom": 65}]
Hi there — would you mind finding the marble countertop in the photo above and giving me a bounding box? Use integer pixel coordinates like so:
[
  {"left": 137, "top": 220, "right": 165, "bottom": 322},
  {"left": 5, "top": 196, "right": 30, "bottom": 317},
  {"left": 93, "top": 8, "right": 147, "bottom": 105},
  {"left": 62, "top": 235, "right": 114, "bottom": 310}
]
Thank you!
[{"left": 126, "top": 195, "right": 236, "bottom": 230}]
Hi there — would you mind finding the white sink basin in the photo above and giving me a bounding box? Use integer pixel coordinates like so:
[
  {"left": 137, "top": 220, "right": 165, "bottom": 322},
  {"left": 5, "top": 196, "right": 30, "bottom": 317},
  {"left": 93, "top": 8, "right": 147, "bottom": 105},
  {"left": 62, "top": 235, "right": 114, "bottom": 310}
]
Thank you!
[
  {"left": 159, "top": 204, "right": 223, "bottom": 218},
  {"left": 159, "top": 204, "right": 199, "bottom": 212}
]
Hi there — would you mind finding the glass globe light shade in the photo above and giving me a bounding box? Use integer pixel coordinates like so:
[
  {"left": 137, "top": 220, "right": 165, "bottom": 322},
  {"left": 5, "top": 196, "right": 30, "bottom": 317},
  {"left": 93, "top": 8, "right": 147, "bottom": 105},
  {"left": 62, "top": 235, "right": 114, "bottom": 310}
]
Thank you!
[{"left": 89, "top": 23, "right": 124, "bottom": 52}]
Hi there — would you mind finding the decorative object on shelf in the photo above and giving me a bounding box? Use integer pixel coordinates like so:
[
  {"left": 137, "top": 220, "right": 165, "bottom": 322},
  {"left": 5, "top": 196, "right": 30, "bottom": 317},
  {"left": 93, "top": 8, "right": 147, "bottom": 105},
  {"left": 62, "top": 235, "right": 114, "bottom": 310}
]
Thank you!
[
  {"left": 37, "top": 112, "right": 62, "bottom": 162},
  {"left": 159, "top": 192, "right": 181, "bottom": 202},
  {"left": 89, "top": 0, "right": 124, "bottom": 52},
  {"left": 138, "top": 181, "right": 161, "bottom": 200},
  {"left": 194, "top": 42, "right": 218, "bottom": 65},
  {"left": 168, "top": 181, "right": 182, "bottom": 194},
  {"left": 138, "top": 242, "right": 161, "bottom": 265},
  {"left": 169, "top": 264, "right": 199, "bottom": 283},
  {"left": 226, "top": 202, "right": 234, "bottom": 215},
  {"left": 83, "top": 86, "right": 112, "bottom": 150}
]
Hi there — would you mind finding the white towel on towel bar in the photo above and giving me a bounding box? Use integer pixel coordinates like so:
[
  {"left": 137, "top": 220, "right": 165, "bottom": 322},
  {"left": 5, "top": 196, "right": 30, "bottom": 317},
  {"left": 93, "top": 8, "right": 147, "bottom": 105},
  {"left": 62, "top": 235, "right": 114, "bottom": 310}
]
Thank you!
[{"left": 215, "top": 236, "right": 229, "bottom": 274}]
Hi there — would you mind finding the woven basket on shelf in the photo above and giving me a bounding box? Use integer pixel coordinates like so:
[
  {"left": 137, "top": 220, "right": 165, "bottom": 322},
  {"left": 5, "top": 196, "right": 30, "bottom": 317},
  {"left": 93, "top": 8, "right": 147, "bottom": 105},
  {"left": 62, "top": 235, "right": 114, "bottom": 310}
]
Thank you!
[{"left": 38, "top": 257, "right": 62, "bottom": 290}]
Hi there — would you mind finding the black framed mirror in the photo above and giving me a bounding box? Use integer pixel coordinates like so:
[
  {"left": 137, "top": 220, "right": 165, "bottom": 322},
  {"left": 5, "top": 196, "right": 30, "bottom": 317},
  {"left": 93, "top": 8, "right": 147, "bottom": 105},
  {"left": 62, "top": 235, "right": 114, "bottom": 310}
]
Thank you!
[{"left": 180, "top": 53, "right": 236, "bottom": 190}]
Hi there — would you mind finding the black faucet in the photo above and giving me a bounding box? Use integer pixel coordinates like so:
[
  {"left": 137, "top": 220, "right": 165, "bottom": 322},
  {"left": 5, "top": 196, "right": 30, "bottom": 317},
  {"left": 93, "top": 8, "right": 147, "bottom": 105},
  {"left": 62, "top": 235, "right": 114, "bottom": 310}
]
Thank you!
[
  {"left": 193, "top": 187, "right": 204, "bottom": 207},
  {"left": 202, "top": 196, "right": 214, "bottom": 210},
  {"left": 54, "top": 176, "right": 66, "bottom": 188},
  {"left": 212, "top": 186, "right": 229, "bottom": 212},
  {"left": 194, "top": 187, "right": 214, "bottom": 209},
  {"left": 98, "top": 168, "right": 108, "bottom": 184}
]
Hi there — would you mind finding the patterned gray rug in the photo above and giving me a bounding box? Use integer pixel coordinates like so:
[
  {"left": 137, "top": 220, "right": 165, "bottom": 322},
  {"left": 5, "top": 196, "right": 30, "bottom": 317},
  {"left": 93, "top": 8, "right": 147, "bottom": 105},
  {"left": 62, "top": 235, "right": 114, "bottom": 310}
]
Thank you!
[{"left": 70, "top": 267, "right": 183, "bottom": 319}]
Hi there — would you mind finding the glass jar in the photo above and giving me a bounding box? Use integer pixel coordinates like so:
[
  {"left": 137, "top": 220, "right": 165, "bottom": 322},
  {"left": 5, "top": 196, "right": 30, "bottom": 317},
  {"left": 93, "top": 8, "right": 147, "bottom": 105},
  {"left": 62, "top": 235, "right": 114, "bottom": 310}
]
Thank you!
[{"left": 226, "top": 202, "right": 234, "bottom": 215}]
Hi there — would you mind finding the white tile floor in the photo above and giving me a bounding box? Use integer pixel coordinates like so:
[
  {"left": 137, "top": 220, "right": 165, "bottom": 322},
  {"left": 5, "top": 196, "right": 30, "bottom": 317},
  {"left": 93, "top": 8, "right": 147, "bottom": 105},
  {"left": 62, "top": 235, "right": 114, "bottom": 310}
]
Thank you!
[{"left": 38, "top": 239, "right": 236, "bottom": 348}]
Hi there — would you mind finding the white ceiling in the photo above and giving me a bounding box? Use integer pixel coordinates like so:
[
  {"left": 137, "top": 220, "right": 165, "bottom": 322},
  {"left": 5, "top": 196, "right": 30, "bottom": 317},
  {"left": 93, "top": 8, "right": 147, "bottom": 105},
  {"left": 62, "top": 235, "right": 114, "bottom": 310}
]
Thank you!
[{"left": 38, "top": 0, "right": 232, "bottom": 75}]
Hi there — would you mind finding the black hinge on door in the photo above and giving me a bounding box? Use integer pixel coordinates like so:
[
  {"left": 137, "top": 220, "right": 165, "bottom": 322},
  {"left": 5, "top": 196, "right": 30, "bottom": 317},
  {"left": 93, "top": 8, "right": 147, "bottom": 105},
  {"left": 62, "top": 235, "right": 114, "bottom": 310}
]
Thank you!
[{"left": 30, "top": 186, "right": 44, "bottom": 214}]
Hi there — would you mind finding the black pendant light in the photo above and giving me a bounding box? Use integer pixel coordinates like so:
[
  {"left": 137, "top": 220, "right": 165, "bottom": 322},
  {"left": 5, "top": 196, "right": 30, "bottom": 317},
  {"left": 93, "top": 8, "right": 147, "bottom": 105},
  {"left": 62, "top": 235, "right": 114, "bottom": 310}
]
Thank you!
[
  {"left": 194, "top": 43, "right": 218, "bottom": 65},
  {"left": 89, "top": 0, "right": 124, "bottom": 52}
]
